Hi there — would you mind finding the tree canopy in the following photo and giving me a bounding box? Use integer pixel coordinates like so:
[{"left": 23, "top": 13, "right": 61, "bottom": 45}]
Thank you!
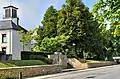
[
  {"left": 19, "top": 0, "right": 108, "bottom": 60},
  {"left": 92, "top": 0, "right": 120, "bottom": 58},
  {"left": 41, "top": 5, "right": 58, "bottom": 38},
  {"left": 57, "top": 0, "right": 103, "bottom": 58}
]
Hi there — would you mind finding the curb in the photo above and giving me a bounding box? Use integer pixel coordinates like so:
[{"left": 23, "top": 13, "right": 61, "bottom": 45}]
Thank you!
[{"left": 62, "top": 68, "right": 76, "bottom": 72}]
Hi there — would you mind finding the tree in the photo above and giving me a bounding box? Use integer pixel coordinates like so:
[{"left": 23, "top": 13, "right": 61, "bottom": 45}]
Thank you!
[
  {"left": 92, "top": 0, "right": 120, "bottom": 36},
  {"left": 57, "top": 0, "right": 103, "bottom": 58},
  {"left": 33, "top": 5, "right": 58, "bottom": 51},
  {"left": 92, "top": 0, "right": 120, "bottom": 58},
  {"left": 41, "top": 5, "right": 58, "bottom": 38},
  {"left": 18, "top": 29, "right": 35, "bottom": 50},
  {"left": 33, "top": 35, "right": 69, "bottom": 53},
  {"left": 20, "top": 0, "right": 104, "bottom": 60},
  {"left": 33, "top": 26, "right": 44, "bottom": 50}
]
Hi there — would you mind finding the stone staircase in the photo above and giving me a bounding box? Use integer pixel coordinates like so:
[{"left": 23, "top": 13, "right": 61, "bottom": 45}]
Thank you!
[{"left": 68, "top": 58, "right": 87, "bottom": 69}]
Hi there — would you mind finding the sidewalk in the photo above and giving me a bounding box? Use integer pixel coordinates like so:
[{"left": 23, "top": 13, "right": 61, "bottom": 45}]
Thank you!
[{"left": 25, "top": 65, "right": 118, "bottom": 79}]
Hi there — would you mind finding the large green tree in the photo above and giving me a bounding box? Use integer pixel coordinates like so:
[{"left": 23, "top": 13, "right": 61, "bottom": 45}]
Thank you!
[
  {"left": 33, "top": 5, "right": 59, "bottom": 52},
  {"left": 41, "top": 5, "right": 58, "bottom": 38},
  {"left": 20, "top": 0, "right": 104, "bottom": 60},
  {"left": 92, "top": 0, "right": 120, "bottom": 57},
  {"left": 57, "top": 0, "right": 103, "bottom": 58}
]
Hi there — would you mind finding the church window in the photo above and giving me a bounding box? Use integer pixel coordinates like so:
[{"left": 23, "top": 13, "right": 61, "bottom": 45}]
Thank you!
[
  {"left": 12, "top": 9, "right": 17, "bottom": 18},
  {"left": 5, "top": 9, "right": 11, "bottom": 18},
  {"left": 2, "top": 34, "right": 7, "bottom": 43}
]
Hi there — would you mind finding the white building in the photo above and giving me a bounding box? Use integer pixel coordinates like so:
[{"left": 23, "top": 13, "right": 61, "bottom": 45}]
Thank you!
[{"left": 0, "top": 5, "right": 30, "bottom": 60}]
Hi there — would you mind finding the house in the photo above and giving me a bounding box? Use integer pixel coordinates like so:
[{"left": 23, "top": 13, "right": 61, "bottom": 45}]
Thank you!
[{"left": 0, "top": 5, "right": 31, "bottom": 60}]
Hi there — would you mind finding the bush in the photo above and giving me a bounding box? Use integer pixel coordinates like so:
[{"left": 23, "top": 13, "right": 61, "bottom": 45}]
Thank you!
[
  {"left": 0, "top": 76, "right": 15, "bottom": 79},
  {"left": 30, "top": 55, "right": 45, "bottom": 60},
  {"left": 21, "top": 51, "right": 53, "bottom": 64},
  {"left": 78, "top": 58, "right": 86, "bottom": 63},
  {"left": 21, "top": 51, "right": 52, "bottom": 60},
  {"left": 0, "top": 72, "right": 15, "bottom": 79}
]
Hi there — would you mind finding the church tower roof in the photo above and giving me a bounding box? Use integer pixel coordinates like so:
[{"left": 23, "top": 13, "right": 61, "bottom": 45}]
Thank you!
[
  {"left": 0, "top": 5, "right": 27, "bottom": 31},
  {"left": 3, "top": 5, "right": 18, "bottom": 9}
]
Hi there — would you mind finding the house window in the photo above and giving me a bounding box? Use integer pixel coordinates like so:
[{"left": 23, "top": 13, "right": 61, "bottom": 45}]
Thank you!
[{"left": 2, "top": 34, "right": 7, "bottom": 43}]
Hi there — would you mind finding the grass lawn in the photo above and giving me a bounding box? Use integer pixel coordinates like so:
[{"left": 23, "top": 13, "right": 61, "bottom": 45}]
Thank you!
[
  {"left": 0, "top": 60, "right": 47, "bottom": 68},
  {"left": 86, "top": 60, "right": 103, "bottom": 63}
]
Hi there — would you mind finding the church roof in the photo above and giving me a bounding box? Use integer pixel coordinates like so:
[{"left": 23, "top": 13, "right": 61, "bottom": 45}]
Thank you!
[{"left": 0, "top": 20, "right": 27, "bottom": 31}]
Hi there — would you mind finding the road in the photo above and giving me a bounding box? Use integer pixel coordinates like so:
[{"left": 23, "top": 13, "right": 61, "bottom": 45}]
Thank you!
[{"left": 26, "top": 65, "right": 120, "bottom": 79}]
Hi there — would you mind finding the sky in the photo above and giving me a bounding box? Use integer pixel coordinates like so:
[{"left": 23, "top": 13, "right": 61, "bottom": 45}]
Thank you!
[{"left": 0, "top": 0, "right": 98, "bottom": 30}]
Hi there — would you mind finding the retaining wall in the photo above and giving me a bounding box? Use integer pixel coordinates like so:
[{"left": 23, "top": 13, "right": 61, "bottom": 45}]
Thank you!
[
  {"left": 0, "top": 64, "right": 62, "bottom": 78},
  {"left": 87, "top": 61, "right": 117, "bottom": 68},
  {"left": 68, "top": 58, "right": 117, "bottom": 69},
  {"left": 79, "top": 61, "right": 117, "bottom": 69}
]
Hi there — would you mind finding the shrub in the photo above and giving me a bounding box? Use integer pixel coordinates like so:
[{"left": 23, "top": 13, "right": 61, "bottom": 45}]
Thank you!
[
  {"left": 0, "top": 72, "right": 15, "bottom": 79},
  {"left": 21, "top": 51, "right": 52, "bottom": 60}
]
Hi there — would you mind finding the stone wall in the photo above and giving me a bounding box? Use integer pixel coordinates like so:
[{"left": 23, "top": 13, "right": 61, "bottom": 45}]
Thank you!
[
  {"left": 0, "top": 64, "right": 62, "bottom": 78},
  {"left": 68, "top": 58, "right": 117, "bottom": 69},
  {"left": 75, "top": 61, "right": 117, "bottom": 70},
  {"left": 49, "top": 52, "right": 68, "bottom": 68},
  {"left": 87, "top": 61, "right": 116, "bottom": 68}
]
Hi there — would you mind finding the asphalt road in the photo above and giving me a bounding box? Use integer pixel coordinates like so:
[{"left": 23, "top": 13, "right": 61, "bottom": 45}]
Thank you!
[{"left": 26, "top": 65, "right": 120, "bottom": 79}]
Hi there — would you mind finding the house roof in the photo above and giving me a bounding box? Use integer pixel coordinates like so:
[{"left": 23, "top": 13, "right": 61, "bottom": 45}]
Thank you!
[{"left": 0, "top": 20, "right": 27, "bottom": 31}]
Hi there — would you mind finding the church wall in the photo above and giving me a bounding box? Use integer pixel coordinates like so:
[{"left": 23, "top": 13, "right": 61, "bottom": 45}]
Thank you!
[
  {"left": 0, "top": 30, "right": 12, "bottom": 55},
  {"left": 11, "top": 29, "right": 22, "bottom": 60}
]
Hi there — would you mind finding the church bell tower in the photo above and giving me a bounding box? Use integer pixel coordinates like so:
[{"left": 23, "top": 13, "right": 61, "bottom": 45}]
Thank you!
[{"left": 3, "top": 5, "right": 19, "bottom": 25}]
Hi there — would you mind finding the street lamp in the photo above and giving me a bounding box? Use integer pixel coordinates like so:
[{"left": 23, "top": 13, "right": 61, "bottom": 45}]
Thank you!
[
  {"left": 72, "top": 43, "right": 75, "bottom": 46},
  {"left": 65, "top": 49, "right": 68, "bottom": 55},
  {"left": 72, "top": 43, "right": 76, "bottom": 57}
]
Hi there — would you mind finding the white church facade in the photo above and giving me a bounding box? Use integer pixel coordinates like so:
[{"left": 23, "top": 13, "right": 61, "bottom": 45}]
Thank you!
[{"left": 0, "top": 5, "right": 31, "bottom": 60}]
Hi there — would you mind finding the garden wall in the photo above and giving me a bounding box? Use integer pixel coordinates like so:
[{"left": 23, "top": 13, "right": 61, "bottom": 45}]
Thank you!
[
  {"left": 0, "top": 64, "right": 62, "bottom": 78},
  {"left": 68, "top": 58, "right": 117, "bottom": 69},
  {"left": 87, "top": 61, "right": 117, "bottom": 68}
]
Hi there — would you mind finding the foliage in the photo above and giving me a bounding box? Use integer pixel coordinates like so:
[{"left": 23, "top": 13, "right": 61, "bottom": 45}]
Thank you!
[
  {"left": 41, "top": 5, "right": 58, "bottom": 38},
  {"left": 0, "top": 72, "right": 15, "bottom": 79},
  {"left": 92, "top": 0, "right": 120, "bottom": 57},
  {"left": 92, "top": 0, "right": 120, "bottom": 36},
  {"left": 21, "top": 51, "right": 53, "bottom": 64},
  {"left": 19, "top": 0, "right": 106, "bottom": 60},
  {"left": 33, "top": 35, "right": 69, "bottom": 53},
  {"left": 57, "top": 0, "right": 103, "bottom": 58},
  {"left": 18, "top": 30, "right": 33, "bottom": 45},
  {"left": 33, "top": 5, "right": 58, "bottom": 52}
]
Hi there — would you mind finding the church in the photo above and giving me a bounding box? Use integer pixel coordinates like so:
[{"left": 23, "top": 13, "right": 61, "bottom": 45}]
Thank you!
[{"left": 0, "top": 5, "right": 31, "bottom": 60}]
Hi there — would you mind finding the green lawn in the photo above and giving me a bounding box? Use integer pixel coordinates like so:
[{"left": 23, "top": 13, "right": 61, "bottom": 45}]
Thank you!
[
  {"left": 86, "top": 60, "right": 103, "bottom": 63},
  {"left": 0, "top": 60, "right": 47, "bottom": 68}
]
